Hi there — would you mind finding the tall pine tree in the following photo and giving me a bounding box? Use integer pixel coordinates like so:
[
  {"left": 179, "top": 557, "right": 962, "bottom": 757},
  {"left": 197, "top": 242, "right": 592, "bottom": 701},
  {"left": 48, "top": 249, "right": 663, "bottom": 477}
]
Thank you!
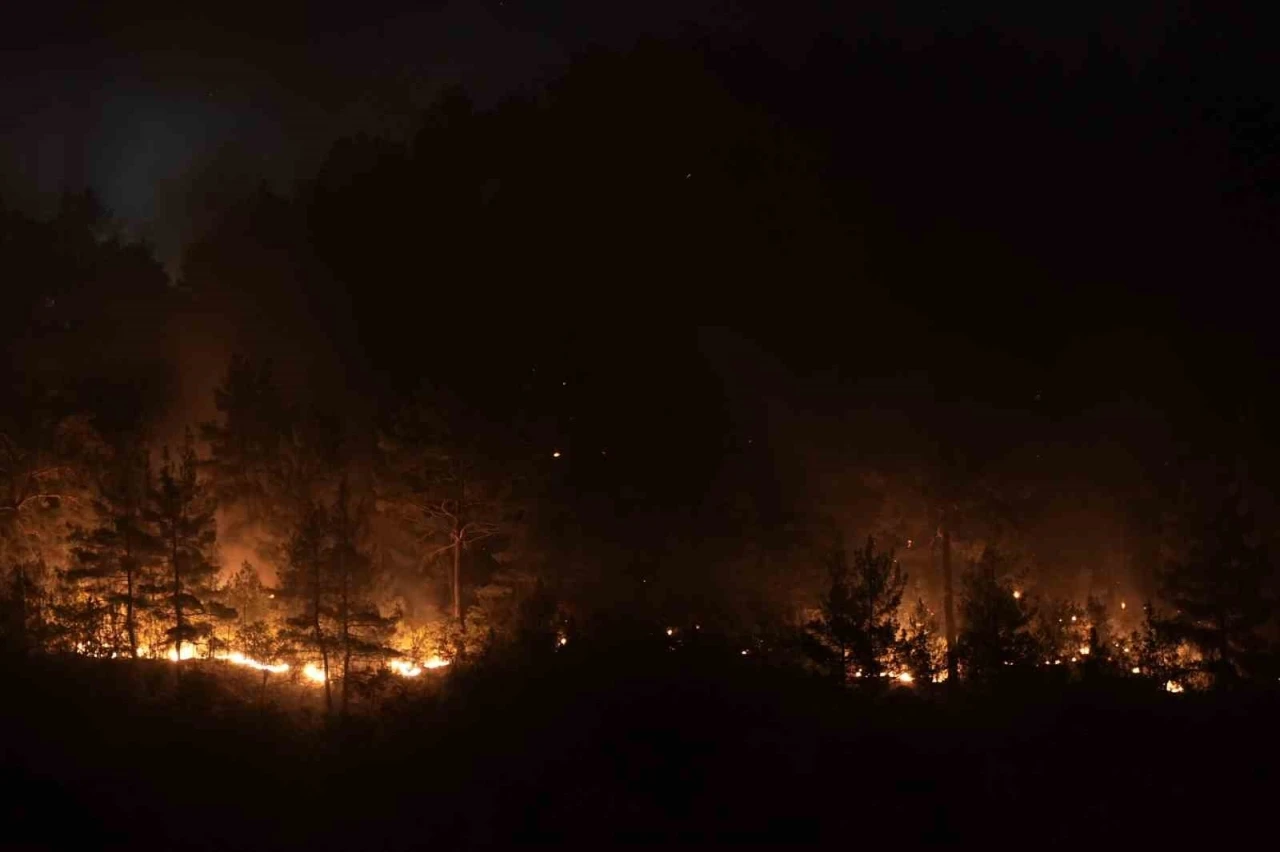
[
  {"left": 1157, "top": 482, "right": 1275, "bottom": 686},
  {"left": 68, "top": 438, "right": 159, "bottom": 658},
  {"left": 148, "top": 431, "right": 218, "bottom": 663},
  {"left": 808, "top": 537, "right": 906, "bottom": 682}
]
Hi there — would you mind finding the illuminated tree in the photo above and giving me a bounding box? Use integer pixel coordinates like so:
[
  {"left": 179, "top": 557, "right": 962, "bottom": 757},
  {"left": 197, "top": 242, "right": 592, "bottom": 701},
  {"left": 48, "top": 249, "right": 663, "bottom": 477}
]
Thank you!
[
  {"left": 808, "top": 537, "right": 906, "bottom": 682},
  {"left": 1032, "top": 598, "right": 1089, "bottom": 665},
  {"left": 226, "top": 560, "right": 273, "bottom": 628},
  {"left": 67, "top": 438, "right": 160, "bottom": 658},
  {"left": 956, "top": 548, "right": 1038, "bottom": 680},
  {"left": 0, "top": 406, "right": 100, "bottom": 651},
  {"left": 281, "top": 502, "right": 334, "bottom": 712},
  {"left": 898, "top": 599, "right": 946, "bottom": 683},
  {"left": 148, "top": 430, "right": 218, "bottom": 664},
  {"left": 378, "top": 389, "right": 520, "bottom": 629},
  {"left": 330, "top": 478, "right": 395, "bottom": 714},
  {"left": 235, "top": 620, "right": 288, "bottom": 704}
]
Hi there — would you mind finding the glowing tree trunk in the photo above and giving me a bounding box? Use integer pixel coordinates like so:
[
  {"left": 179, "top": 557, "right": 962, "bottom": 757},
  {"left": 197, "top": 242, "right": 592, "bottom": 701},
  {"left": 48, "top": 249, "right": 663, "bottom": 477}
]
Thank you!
[
  {"left": 312, "top": 558, "right": 332, "bottom": 714},
  {"left": 941, "top": 523, "right": 957, "bottom": 684},
  {"left": 340, "top": 548, "right": 351, "bottom": 716}
]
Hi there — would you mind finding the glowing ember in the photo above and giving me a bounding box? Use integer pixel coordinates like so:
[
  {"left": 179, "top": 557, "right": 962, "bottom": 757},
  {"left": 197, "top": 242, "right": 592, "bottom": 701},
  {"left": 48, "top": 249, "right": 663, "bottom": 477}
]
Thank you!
[
  {"left": 1071, "top": 615, "right": 1077, "bottom": 622},
  {"left": 557, "top": 634, "right": 568, "bottom": 647},
  {"left": 1165, "top": 680, "right": 1184, "bottom": 694},
  {"left": 389, "top": 659, "right": 422, "bottom": 678},
  {"left": 1079, "top": 645, "right": 1090, "bottom": 656},
  {"left": 422, "top": 656, "right": 451, "bottom": 669},
  {"left": 303, "top": 663, "right": 328, "bottom": 684},
  {"left": 897, "top": 672, "right": 914, "bottom": 684},
  {"left": 1131, "top": 667, "right": 1141, "bottom": 674},
  {"left": 1120, "top": 601, "right": 1127, "bottom": 610},
  {"left": 666, "top": 627, "right": 674, "bottom": 636},
  {"left": 1012, "top": 590, "right": 1022, "bottom": 600}
]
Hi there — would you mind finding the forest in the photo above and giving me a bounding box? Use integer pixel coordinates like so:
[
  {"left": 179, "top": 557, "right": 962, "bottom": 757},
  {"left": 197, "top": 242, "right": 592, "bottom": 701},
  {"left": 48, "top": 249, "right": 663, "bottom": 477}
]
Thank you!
[{"left": 3, "top": 28, "right": 1279, "bottom": 850}]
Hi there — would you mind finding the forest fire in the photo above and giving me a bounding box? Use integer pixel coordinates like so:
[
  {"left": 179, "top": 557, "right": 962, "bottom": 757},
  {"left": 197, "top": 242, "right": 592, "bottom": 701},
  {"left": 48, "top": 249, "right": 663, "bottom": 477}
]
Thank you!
[{"left": 389, "top": 659, "right": 422, "bottom": 677}]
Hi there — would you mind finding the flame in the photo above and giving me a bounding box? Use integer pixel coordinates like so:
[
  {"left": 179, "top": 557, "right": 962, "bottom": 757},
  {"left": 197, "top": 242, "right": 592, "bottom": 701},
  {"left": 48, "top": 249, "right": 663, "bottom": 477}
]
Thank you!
[
  {"left": 897, "top": 672, "right": 914, "bottom": 684},
  {"left": 303, "top": 663, "right": 328, "bottom": 684},
  {"left": 1131, "top": 667, "right": 1141, "bottom": 674},
  {"left": 220, "top": 650, "right": 289, "bottom": 674},
  {"left": 389, "top": 659, "right": 422, "bottom": 678},
  {"left": 1012, "top": 590, "right": 1022, "bottom": 600},
  {"left": 422, "top": 656, "right": 451, "bottom": 669},
  {"left": 167, "top": 645, "right": 199, "bottom": 662},
  {"left": 1164, "top": 680, "right": 1184, "bottom": 694},
  {"left": 1079, "top": 645, "right": 1090, "bottom": 656}
]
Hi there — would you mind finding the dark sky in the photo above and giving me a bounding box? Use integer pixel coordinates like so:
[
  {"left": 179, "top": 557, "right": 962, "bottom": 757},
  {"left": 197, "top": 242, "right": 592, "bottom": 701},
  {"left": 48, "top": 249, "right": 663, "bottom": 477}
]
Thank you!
[
  {"left": 3, "top": 2, "right": 1277, "bottom": 413},
  {"left": 8, "top": 2, "right": 1274, "bottom": 274}
]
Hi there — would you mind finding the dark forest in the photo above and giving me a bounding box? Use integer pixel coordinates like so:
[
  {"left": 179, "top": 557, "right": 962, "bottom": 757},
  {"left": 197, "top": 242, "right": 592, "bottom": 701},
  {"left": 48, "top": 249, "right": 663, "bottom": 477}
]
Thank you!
[{"left": 2, "top": 3, "right": 1278, "bottom": 848}]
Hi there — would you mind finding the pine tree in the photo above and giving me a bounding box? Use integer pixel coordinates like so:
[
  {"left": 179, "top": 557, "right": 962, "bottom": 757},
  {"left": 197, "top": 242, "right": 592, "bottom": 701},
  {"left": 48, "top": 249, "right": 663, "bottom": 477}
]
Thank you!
[
  {"left": 68, "top": 439, "right": 159, "bottom": 658},
  {"left": 148, "top": 431, "right": 218, "bottom": 663},
  {"left": 330, "top": 479, "right": 395, "bottom": 714},
  {"left": 377, "top": 390, "right": 516, "bottom": 629},
  {"left": 899, "top": 599, "right": 946, "bottom": 683},
  {"left": 808, "top": 537, "right": 906, "bottom": 682},
  {"left": 956, "top": 547, "right": 1038, "bottom": 680},
  {"left": 1157, "top": 483, "right": 1276, "bottom": 686},
  {"left": 281, "top": 502, "right": 334, "bottom": 712}
]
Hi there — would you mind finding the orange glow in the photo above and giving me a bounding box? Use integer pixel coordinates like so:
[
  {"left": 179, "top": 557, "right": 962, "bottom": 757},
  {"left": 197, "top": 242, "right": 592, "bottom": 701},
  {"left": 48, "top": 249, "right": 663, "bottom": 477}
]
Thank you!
[
  {"left": 389, "top": 659, "right": 422, "bottom": 678},
  {"left": 422, "top": 656, "right": 451, "bottom": 669},
  {"left": 221, "top": 650, "right": 288, "bottom": 674},
  {"left": 303, "top": 663, "right": 327, "bottom": 684},
  {"left": 897, "top": 672, "right": 914, "bottom": 684}
]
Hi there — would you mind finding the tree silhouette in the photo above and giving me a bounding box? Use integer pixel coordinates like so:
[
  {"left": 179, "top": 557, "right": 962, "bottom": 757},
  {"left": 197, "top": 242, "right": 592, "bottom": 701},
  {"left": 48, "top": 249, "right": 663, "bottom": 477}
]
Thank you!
[
  {"left": 148, "top": 431, "right": 218, "bottom": 664},
  {"left": 1156, "top": 482, "right": 1276, "bottom": 686},
  {"left": 956, "top": 548, "right": 1038, "bottom": 680},
  {"left": 68, "top": 437, "right": 160, "bottom": 658},
  {"left": 808, "top": 537, "right": 906, "bottom": 682},
  {"left": 281, "top": 502, "right": 334, "bottom": 712}
]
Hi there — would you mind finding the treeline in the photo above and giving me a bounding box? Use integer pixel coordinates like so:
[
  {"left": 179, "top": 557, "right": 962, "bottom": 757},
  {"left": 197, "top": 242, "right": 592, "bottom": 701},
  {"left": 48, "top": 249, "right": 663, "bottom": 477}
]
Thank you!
[
  {"left": 801, "top": 527, "right": 1279, "bottom": 691},
  {"left": 0, "top": 350, "right": 573, "bottom": 709},
  {"left": 3, "top": 44, "right": 1279, "bottom": 702}
]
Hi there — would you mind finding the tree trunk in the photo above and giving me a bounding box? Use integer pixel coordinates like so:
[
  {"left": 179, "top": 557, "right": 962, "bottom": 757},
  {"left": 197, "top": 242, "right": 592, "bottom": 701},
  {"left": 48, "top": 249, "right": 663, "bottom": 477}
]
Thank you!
[
  {"left": 313, "top": 554, "right": 332, "bottom": 714},
  {"left": 124, "top": 523, "right": 137, "bottom": 659},
  {"left": 942, "top": 523, "right": 957, "bottom": 684},
  {"left": 171, "top": 531, "right": 183, "bottom": 668},
  {"left": 340, "top": 551, "right": 351, "bottom": 716},
  {"left": 451, "top": 529, "right": 463, "bottom": 626}
]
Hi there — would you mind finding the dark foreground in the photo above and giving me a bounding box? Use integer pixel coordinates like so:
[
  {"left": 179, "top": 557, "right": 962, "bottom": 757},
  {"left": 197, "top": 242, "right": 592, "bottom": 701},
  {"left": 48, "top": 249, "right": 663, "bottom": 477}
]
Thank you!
[{"left": 3, "top": 643, "right": 1277, "bottom": 850}]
